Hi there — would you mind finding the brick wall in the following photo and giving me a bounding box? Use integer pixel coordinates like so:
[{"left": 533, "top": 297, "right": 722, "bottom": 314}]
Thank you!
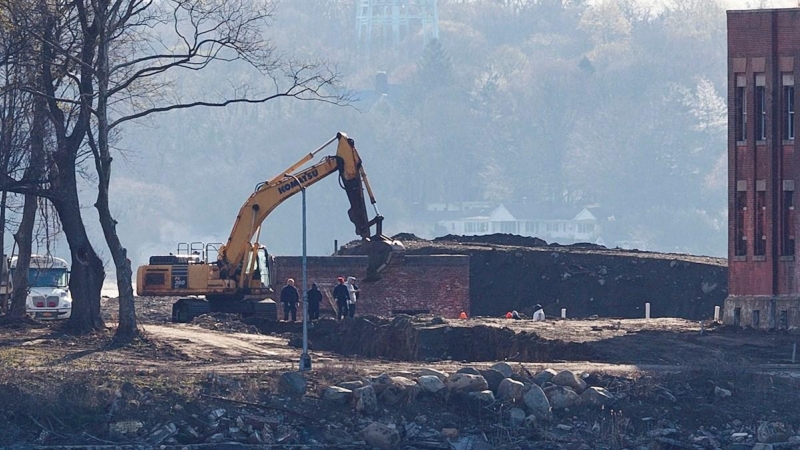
[
  {"left": 726, "top": 9, "right": 800, "bottom": 327},
  {"left": 273, "top": 254, "right": 470, "bottom": 320}
]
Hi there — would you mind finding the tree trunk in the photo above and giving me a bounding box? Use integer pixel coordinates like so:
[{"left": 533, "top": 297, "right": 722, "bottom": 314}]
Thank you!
[
  {"left": 92, "top": 16, "right": 138, "bottom": 342},
  {"left": 7, "top": 193, "right": 36, "bottom": 319},
  {"left": 0, "top": 190, "right": 7, "bottom": 314}
]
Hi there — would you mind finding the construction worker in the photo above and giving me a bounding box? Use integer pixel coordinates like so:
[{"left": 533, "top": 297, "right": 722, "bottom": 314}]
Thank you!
[
  {"left": 345, "top": 276, "right": 360, "bottom": 318},
  {"left": 306, "top": 283, "right": 322, "bottom": 321},
  {"left": 333, "top": 277, "right": 350, "bottom": 320},
  {"left": 532, "top": 304, "right": 545, "bottom": 322},
  {"left": 280, "top": 278, "right": 299, "bottom": 322}
]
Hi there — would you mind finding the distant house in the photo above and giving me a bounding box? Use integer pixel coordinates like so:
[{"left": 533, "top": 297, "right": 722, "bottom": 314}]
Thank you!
[{"left": 435, "top": 203, "right": 601, "bottom": 244}]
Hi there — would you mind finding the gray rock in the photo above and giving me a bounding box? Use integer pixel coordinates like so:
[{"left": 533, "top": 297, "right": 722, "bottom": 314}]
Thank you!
[
  {"left": 147, "top": 423, "right": 177, "bottom": 445},
  {"left": 446, "top": 373, "right": 489, "bottom": 392},
  {"left": 361, "top": 422, "right": 400, "bottom": 449},
  {"left": 490, "top": 362, "right": 514, "bottom": 378},
  {"left": 714, "top": 386, "right": 732, "bottom": 398},
  {"left": 523, "top": 384, "right": 552, "bottom": 420},
  {"left": 417, "top": 375, "right": 446, "bottom": 393},
  {"left": 752, "top": 444, "right": 774, "bottom": 450},
  {"left": 551, "top": 370, "right": 587, "bottom": 393},
  {"left": 532, "top": 368, "right": 558, "bottom": 386},
  {"left": 353, "top": 385, "right": 378, "bottom": 414},
  {"left": 479, "top": 369, "right": 505, "bottom": 393},
  {"left": 497, "top": 378, "right": 526, "bottom": 402},
  {"left": 508, "top": 408, "right": 526, "bottom": 427},
  {"left": 322, "top": 386, "right": 352, "bottom": 405},
  {"left": 420, "top": 368, "right": 449, "bottom": 381},
  {"left": 206, "top": 433, "right": 226, "bottom": 443},
  {"left": 378, "top": 377, "right": 420, "bottom": 405},
  {"left": 326, "top": 428, "right": 354, "bottom": 445},
  {"left": 456, "top": 367, "right": 482, "bottom": 376},
  {"left": 579, "top": 386, "right": 613, "bottom": 405},
  {"left": 523, "top": 414, "right": 537, "bottom": 428},
  {"left": 468, "top": 390, "right": 495, "bottom": 403},
  {"left": 757, "top": 421, "right": 789, "bottom": 443},
  {"left": 278, "top": 371, "right": 306, "bottom": 397},
  {"left": 545, "top": 385, "right": 579, "bottom": 409},
  {"left": 338, "top": 380, "right": 365, "bottom": 390}
]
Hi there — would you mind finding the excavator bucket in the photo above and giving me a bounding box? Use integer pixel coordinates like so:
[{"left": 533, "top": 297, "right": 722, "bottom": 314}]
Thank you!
[{"left": 364, "top": 236, "right": 405, "bottom": 282}]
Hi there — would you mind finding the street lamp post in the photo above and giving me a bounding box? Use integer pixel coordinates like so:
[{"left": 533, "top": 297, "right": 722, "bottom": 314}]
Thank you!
[{"left": 286, "top": 174, "right": 311, "bottom": 372}]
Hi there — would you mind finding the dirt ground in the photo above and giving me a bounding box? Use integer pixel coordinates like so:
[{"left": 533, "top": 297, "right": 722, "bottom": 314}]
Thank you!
[{"left": 0, "top": 294, "right": 798, "bottom": 448}]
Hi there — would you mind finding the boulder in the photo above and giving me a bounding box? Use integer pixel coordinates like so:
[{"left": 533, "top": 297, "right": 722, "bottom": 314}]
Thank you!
[
  {"left": 322, "top": 386, "right": 352, "bottom": 405},
  {"left": 338, "top": 380, "right": 365, "bottom": 390},
  {"left": 468, "top": 390, "right": 495, "bottom": 403},
  {"left": 497, "top": 378, "right": 526, "bottom": 402},
  {"left": 757, "top": 421, "right": 789, "bottom": 443},
  {"left": 579, "top": 386, "right": 613, "bottom": 406},
  {"left": 532, "top": 368, "right": 558, "bottom": 386},
  {"left": 353, "top": 385, "right": 378, "bottom": 414},
  {"left": 417, "top": 375, "right": 446, "bottom": 394},
  {"left": 490, "top": 362, "right": 514, "bottom": 378},
  {"left": 419, "top": 368, "right": 449, "bottom": 381},
  {"left": 456, "top": 367, "right": 482, "bottom": 376},
  {"left": 551, "top": 370, "right": 587, "bottom": 393},
  {"left": 378, "top": 377, "right": 420, "bottom": 405},
  {"left": 446, "top": 373, "right": 489, "bottom": 392},
  {"left": 508, "top": 408, "right": 526, "bottom": 427},
  {"left": 523, "top": 414, "right": 537, "bottom": 429},
  {"left": 545, "top": 385, "right": 579, "bottom": 409},
  {"left": 361, "top": 422, "right": 400, "bottom": 450},
  {"left": 278, "top": 372, "right": 306, "bottom": 397},
  {"left": 479, "top": 369, "right": 505, "bottom": 393},
  {"left": 523, "top": 384, "right": 552, "bottom": 420}
]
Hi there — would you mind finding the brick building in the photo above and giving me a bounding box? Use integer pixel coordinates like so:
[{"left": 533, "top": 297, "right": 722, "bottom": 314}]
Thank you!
[
  {"left": 273, "top": 254, "right": 470, "bottom": 320},
  {"left": 725, "top": 8, "right": 800, "bottom": 329}
]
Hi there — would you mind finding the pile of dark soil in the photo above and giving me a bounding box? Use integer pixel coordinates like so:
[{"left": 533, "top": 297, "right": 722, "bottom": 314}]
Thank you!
[{"left": 340, "top": 233, "right": 727, "bottom": 320}]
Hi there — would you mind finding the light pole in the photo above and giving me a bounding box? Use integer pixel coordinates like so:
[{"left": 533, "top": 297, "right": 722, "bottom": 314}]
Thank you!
[{"left": 285, "top": 173, "right": 311, "bottom": 372}]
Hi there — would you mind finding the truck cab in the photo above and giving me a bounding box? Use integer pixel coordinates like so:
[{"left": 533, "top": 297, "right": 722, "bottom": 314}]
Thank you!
[{"left": 10, "top": 255, "right": 72, "bottom": 320}]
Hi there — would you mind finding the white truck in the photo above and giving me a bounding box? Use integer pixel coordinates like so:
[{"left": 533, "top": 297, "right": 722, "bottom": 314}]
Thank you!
[{"left": 1, "top": 254, "right": 72, "bottom": 320}]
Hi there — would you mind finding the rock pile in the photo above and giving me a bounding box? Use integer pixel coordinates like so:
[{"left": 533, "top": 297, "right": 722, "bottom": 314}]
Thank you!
[{"left": 97, "top": 367, "right": 800, "bottom": 449}]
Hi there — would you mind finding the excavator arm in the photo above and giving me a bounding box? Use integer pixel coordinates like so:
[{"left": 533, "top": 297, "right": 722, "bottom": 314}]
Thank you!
[{"left": 217, "top": 132, "right": 402, "bottom": 287}]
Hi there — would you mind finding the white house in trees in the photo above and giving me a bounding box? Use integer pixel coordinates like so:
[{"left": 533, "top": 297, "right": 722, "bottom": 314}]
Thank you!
[{"left": 435, "top": 203, "right": 600, "bottom": 243}]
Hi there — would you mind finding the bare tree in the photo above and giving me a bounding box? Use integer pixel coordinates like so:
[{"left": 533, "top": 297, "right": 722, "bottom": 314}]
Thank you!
[{"left": 2, "top": 0, "right": 346, "bottom": 339}]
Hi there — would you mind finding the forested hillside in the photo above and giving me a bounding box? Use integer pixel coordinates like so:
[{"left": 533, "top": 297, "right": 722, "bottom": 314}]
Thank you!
[{"left": 112, "top": 0, "right": 734, "bottom": 267}]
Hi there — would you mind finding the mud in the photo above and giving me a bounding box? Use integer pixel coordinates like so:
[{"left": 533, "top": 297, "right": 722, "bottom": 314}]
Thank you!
[{"left": 341, "top": 233, "right": 728, "bottom": 320}]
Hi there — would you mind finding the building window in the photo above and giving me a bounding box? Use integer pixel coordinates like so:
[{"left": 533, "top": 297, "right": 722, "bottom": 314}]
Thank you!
[
  {"left": 735, "top": 75, "right": 747, "bottom": 142},
  {"left": 525, "top": 222, "right": 539, "bottom": 234},
  {"left": 755, "top": 74, "right": 766, "bottom": 141},
  {"left": 578, "top": 223, "right": 595, "bottom": 233},
  {"left": 755, "top": 186, "right": 766, "bottom": 256},
  {"left": 498, "top": 221, "right": 517, "bottom": 233},
  {"left": 784, "top": 74, "right": 795, "bottom": 140},
  {"left": 782, "top": 182, "right": 795, "bottom": 256},
  {"left": 465, "top": 221, "right": 488, "bottom": 233},
  {"left": 735, "top": 183, "right": 747, "bottom": 256}
]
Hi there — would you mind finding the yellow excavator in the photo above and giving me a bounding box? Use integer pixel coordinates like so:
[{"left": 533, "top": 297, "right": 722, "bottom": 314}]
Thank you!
[{"left": 136, "top": 132, "right": 404, "bottom": 322}]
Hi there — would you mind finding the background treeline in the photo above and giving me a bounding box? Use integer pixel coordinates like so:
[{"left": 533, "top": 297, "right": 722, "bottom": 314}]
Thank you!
[{"left": 60, "top": 0, "right": 735, "bottom": 269}]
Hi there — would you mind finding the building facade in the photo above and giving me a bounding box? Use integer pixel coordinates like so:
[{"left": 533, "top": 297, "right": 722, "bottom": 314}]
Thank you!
[
  {"left": 436, "top": 204, "right": 600, "bottom": 244},
  {"left": 725, "top": 8, "right": 800, "bottom": 329}
]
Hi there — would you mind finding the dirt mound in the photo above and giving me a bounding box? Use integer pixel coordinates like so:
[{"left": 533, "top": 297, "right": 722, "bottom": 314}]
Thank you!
[
  {"left": 191, "top": 312, "right": 261, "bottom": 334},
  {"left": 434, "top": 233, "right": 549, "bottom": 248},
  {"left": 340, "top": 234, "right": 727, "bottom": 320}
]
